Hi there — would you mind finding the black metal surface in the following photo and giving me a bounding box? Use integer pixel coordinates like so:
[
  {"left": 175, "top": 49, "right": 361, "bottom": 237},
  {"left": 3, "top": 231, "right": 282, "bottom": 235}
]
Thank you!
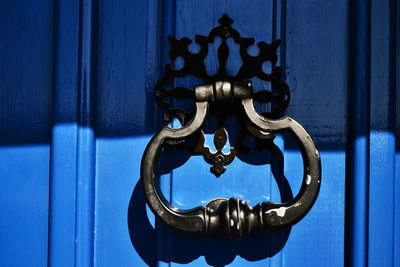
[
  {"left": 154, "top": 14, "right": 290, "bottom": 124},
  {"left": 141, "top": 15, "right": 321, "bottom": 239},
  {"left": 192, "top": 127, "right": 236, "bottom": 177}
]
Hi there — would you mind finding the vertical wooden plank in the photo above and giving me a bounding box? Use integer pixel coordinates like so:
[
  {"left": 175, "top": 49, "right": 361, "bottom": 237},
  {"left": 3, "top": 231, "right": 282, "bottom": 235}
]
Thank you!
[
  {"left": 346, "top": 0, "right": 370, "bottom": 266},
  {"left": 48, "top": 0, "right": 80, "bottom": 266},
  {"left": 368, "top": 0, "right": 396, "bottom": 265},
  {"left": 284, "top": 1, "right": 347, "bottom": 266},
  {"left": 94, "top": 0, "right": 158, "bottom": 266},
  {"left": 395, "top": 1, "right": 400, "bottom": 265},
  {"left": 75, "top": 0, "right": 99, "bottom": 266},
  {"left": 0, "top": 1, "right": 54, "bottom": 266}
]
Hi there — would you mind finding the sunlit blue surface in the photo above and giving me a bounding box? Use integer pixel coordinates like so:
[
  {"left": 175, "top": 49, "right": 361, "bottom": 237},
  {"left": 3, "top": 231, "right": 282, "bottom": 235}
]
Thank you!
[{"left": 0, "top": 144, "right": 50, "bottom": 267}]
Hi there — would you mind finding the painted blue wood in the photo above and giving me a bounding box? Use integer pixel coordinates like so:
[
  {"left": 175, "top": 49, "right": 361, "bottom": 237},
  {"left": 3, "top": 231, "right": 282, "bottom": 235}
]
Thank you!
[
  {"left": 157, "top": 2, "right": 176, "bottom": 267},
  {"left": 1, "top": 0, "right": 399, "bottom": 266},
  {"left": 50, "top": 0, "right": 99, "bottom": 266},
  {"left": 160, "top": 1, "right": 347, "bottom": 267},
  {"left": 93, "top": 0, "right": 158, "bottom": 266},
  {"left": 0, "top": 1, "right": 54, "bottom": 266},
  {"left": 395, "top": 1, "right": 400, "bottom": 264},
  {"left": 277, "top": 1, "right": 347, "bottom": 266},
  {"left": 75, "top": 1, "right": 98, "bottom": 266},
  {"left": 96, "top": 136, "right": 156, "bottom": 266},
  {"left": 48, "top": 1, "right": 80, "bottom": 267},
  {"left": 347, "top": 0, "right": 370, "bottom": 266},
  {"left": 91, "top": 0, "right": 394, "bottom": 266},
  {"left": 368, "top": 0, "right": 397, "bottom": 266}
]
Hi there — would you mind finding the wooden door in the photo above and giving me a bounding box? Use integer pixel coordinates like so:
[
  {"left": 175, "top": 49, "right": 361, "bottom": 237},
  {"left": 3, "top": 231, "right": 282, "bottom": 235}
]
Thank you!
[{"left": 0, "top": 0, "right": 399, "bottom": 266}]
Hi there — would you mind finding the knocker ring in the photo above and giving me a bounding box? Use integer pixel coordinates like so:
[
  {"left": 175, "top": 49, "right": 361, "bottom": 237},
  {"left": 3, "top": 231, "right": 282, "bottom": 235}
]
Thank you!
[{"left": 140, "top": 15, "right": 321, "bottom": 239}]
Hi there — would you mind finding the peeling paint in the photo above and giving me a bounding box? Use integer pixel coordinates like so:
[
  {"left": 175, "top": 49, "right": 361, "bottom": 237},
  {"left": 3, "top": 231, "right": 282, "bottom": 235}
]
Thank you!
[
  {"left": 274, "top": 207, "right": 287, "bottom": 217},
  {"left": 306, "top": 174, "right": 312, "bottom": 185}
]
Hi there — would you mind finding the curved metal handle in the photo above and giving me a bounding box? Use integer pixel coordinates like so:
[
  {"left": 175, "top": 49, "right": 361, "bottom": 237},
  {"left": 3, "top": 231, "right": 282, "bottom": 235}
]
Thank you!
[
  {"left": 141, "top": 83, "right": 321, "bottom": 239},
  {"left": 140, "top": 14, "right": 321, "bottom": 239}
]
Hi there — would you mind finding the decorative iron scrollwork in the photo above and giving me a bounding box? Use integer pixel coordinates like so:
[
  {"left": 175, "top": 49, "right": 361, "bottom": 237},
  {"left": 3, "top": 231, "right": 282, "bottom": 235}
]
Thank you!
[
  {"left": 154, "top": 14, "right": 290, "bottom": 124},
  {"left": 192, "top": 127, "right": 236, "bottom": 177},
  {"left": 154, "top": 14, "right": 290, "bottom": 175},
  {"left": 141, "top": 15, "right": 321, "bottom": 239}
]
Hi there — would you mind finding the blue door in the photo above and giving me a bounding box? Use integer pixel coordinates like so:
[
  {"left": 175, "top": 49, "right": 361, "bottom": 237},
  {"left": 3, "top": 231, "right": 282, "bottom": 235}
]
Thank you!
[{"left": 0, "top": 0, "right": 399, "bottom": 266}]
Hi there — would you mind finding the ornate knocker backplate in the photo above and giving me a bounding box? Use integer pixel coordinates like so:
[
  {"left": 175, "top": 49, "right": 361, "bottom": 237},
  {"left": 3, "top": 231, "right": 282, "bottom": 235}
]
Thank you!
[{"left": 141, "top": 14, "right": 321, "bottom": 239}]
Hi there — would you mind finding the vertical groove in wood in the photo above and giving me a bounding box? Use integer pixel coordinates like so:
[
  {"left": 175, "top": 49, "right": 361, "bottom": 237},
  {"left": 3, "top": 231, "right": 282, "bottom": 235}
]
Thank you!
[
  {"left": 155, "top": 1, "right": 175, "bottom": 266},
  {"left": 279, "top": 0, "right": 287, "bottom": 82},
  {"left": 75, "top": 0, "right": 99, "bottom": 266},
  {"left": 145, "top": 0, "right": 162, "bottom": 132},
  {"left": 346, "top": 0, "right": 371, "bottom": 266},
  {"left": 368, "top": 0, "right": 397, "bottom": 265},
  {"left": 395, "top": 1, "right": 400, "bottom": 265},
  {"left": 271, "top": 2, "right": 285, "bottom": 267},
  {"left": 49, "top": 0, "right": 80, "bottom": 266}
]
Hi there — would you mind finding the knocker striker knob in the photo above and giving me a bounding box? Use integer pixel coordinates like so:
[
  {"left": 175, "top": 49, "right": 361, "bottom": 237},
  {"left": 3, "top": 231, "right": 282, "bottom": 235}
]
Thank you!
[
  {"left": 140, "top": 14, "right": 321, "bottom": 239},
  {"left": 206, "top": 198, "right": 259, "bottom": 239}
]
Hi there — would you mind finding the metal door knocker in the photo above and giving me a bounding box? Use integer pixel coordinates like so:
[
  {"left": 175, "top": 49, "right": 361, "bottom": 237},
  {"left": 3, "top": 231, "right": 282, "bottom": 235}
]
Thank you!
[{"left": 141, "top": 14, "right": 321, "bottom": 239}]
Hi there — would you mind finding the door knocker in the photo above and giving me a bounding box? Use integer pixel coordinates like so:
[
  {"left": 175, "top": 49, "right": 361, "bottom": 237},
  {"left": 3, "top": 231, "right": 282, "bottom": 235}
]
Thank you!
[{"left": 141, "top": 14, "right": 321, "bottom": 239}]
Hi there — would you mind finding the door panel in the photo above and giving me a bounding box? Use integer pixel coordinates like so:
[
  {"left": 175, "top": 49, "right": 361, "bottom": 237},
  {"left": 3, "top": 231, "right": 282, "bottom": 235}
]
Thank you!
[
  {"left": 0, "top": 1, "right": 54, "bottom": 266},
  {"left": 0, "top": 0, "right": 399, "bottom": 267},
  {"left": 282, "top": 2, "right": 348, "bottom": 266},
  {"left": 89, "top": 0, "right": 398, "bottom": 266},
  {"left": 94, "top": 0, "right": 157, "bottom": 266},
  {"left": 93, "top": 0, "right": 349, "bottom": 266}
]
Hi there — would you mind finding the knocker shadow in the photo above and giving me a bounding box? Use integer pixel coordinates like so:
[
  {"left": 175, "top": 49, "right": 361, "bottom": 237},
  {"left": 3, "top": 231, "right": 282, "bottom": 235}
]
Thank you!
[{"left": 128, "top": 138, "right": 294, "bottom": 266}]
